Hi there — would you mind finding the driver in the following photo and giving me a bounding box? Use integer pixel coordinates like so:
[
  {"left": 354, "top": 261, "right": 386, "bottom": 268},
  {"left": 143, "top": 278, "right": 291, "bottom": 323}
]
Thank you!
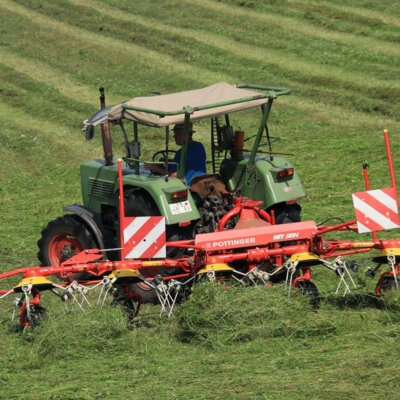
[{"left": 146, "top": 123, "right": 206, "bottom": 186}]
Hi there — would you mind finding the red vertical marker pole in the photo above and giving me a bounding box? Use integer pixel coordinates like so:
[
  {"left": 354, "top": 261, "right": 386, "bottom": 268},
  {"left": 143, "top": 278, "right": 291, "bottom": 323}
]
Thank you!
[
  {"left": 362, "top": 163, "right": 370, "bottom": 191},
  {"left": 384, "top": 129, "right": 398, "bottom": 209},
  {"left": 362, "top": 163, "right": 377, "bottom": 242},
  {"left": 118, "top": 159, "right": 126, "bottom": 260}
]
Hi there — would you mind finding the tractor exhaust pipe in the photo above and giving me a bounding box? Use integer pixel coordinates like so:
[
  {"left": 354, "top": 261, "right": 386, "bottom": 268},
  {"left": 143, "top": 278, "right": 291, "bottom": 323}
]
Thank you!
[{"left": 99, "top": 87, "right": 113, "bottom": 165}]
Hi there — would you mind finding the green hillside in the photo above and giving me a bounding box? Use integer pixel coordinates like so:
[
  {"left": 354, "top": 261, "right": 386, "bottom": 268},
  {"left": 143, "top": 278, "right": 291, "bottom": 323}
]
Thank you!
[{"left": 1, "top": 1, "right": 400, "bottom": 399}]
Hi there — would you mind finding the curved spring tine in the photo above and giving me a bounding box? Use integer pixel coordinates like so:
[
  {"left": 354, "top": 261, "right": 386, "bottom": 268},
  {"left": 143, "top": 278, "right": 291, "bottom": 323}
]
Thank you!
[
  {"left": 22, "top": 284, "right": 32, "bottom": 321},
  {"left": 285, "top": 261, "right": 298, "bottom": 296},
  {"left": 97, "top": 276, "right": 116, "bottom": 306},
  {"left": 388, "top": 253, "right": 399, "bottom": 289}
]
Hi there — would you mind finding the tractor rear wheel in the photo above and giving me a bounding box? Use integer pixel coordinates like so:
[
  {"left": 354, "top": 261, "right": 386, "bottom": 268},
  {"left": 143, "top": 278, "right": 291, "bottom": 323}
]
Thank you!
[
  {"left": 37, "top": 215, "right": 97, "bottom": 269},
  {"left": 267, "top": 202, "right": 301, "bottom": 224},
  {"left": 264, "top": 203, "right": 301, "bottom": 282}
]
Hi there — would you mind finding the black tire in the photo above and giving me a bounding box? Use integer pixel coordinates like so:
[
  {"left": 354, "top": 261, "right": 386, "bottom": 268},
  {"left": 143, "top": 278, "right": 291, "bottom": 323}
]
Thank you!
[
  {"left": 10, "top": 305, "right": 47, "bottom": 332},
  {"left": 267, "top": 202, "right": 301, "bottom": 224},
  {"left": 295, "top": 280, "right": 320, "bottom": 308},
  {"left": 124, "top": 191, "right": 195, "bottom": 303},
  {"left": 37, "top": 214, "right": 97, "bottom": 279},
  {"left": 124, "top": 190, "right": 160, "bottom": 217},
  {"left": 378, "top": 276, "right": 399, "bottom": 293},
  {"left": 18, "top": 305, "right": 47, "bottom": 330},
  {"left": 163, "top": 224, "right": 194, "bottom": 259},
  {"left": 263, "top": 203, "right": 301, "bottom": 282},
  {"left": 129, "top": 281, "right": 159, "bottom": 305}
]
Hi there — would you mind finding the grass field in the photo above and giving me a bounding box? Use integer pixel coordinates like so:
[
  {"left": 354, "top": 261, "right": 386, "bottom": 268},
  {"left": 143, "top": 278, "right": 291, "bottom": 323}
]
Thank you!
[{"left": 1, "top": 0, "right": 400, "bottom": 399}]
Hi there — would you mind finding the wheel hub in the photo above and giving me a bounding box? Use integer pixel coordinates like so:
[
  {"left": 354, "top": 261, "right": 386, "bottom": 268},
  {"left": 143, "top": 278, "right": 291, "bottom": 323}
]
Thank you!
[
  {"left": 60, "top": 244, "right": 77, "bottom": 262},
  {"left": 48, "top": 233, "right": 83, "bottom": 267}
]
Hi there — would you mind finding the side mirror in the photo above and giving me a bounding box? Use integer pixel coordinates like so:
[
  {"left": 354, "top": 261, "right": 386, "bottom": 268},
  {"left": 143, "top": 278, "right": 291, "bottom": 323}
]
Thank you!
[{"left": 85, "top": 125, "right": 95, "bottom": 140}]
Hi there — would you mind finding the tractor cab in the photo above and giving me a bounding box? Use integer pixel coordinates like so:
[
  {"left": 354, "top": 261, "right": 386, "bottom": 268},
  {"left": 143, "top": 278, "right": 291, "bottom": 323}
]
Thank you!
[{"left": 83, "top": 82, "right": 305, "bottom": 214}]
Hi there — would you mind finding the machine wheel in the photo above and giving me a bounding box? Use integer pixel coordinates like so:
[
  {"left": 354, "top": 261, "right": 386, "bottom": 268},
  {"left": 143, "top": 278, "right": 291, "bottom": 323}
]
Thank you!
[
  {"left": 124, "top": 191, "right": 194, "bottom": 303},
  {"left": 37, "top": 215, "right": 97, "bottom": 269},
  {"left": 128, "top": 282, "right": 158, "bottom": 305},
  {"left": 10, "top": 305, "right": 47, "bottom": 332},
  {"left": 295, "top": 280, "right": 320, "bottom": 308},
  {"left": 377, "top": 276, "right": 399, "bottom": 294},
  {"left": 22, "top": 305, "right": 47, "bottom": 328}
]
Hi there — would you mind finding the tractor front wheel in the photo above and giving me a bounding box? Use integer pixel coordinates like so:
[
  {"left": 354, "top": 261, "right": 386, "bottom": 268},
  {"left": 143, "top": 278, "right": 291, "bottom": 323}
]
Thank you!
[{"left": 37, "top": 215, "right": 97, "bottom": 269}]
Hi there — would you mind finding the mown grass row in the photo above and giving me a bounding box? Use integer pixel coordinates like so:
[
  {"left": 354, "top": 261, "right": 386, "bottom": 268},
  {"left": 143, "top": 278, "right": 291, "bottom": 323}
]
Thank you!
[
  {"left": 4, "top": 0, "right": 400, "bottom": 111},
  {"left": 0, "top": 284, "right": 399, "bottom": 399}
]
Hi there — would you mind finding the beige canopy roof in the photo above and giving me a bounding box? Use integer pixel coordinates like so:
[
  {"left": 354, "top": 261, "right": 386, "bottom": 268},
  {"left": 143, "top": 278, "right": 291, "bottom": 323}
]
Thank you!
[{"left": 86, "top": 82, "right": 289, "bottom": 128}]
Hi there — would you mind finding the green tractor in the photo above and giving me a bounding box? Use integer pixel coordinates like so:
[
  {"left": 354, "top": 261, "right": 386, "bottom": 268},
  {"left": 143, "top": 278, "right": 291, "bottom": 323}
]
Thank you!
[{"left": 37, "top": 83, "right": 305, "bottom": 277}]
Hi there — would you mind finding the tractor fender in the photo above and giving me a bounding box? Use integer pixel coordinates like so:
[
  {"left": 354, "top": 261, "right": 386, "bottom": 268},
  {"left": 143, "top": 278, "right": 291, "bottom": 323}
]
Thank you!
[
  {"left": 63, "top": 204, "right": 106, "bottom": 252},
  {"left": 117, "top": 177, "right": 201, "bottom": 225},
  {"left": 220, "top": 156, "right": 305, "bottom": 209}
]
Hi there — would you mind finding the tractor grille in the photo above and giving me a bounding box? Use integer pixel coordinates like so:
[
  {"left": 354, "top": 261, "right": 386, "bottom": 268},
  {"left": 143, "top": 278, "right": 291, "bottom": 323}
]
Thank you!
[{"left": 89, "top": 178, "right": 116, "bottom": 198}]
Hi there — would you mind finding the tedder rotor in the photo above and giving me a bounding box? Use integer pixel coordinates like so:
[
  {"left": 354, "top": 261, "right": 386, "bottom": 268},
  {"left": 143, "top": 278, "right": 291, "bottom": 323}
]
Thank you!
[{"left": 1, "top": 130, "right": 400, "bottom": 330}]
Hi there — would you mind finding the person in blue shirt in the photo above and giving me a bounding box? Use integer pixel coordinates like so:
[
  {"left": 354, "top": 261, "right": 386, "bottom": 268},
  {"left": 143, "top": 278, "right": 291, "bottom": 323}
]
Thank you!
[{"left": 146, "top": 123, "right": 206, "bottom": 186}]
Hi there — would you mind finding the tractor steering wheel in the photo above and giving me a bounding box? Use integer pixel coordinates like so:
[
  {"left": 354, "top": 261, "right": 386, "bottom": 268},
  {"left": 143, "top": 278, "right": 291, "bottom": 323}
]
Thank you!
[{"left": 152, "top": 150, "right": 176, "bottom": 163}]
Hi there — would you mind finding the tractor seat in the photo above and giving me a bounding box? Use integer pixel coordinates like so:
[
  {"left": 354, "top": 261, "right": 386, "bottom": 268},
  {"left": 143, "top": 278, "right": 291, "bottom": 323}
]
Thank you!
[{"left": 189, "top": 174, "right": 226, "bottom": 198}]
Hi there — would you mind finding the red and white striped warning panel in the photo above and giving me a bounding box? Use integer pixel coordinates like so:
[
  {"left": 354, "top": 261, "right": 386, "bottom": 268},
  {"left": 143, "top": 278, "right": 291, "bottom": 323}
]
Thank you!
[
  {"left": 122, "top": 216, "right": 166, "bottom": 259},
  {"left": 352, "top": 187, "right": 400, "bottom": 233}
]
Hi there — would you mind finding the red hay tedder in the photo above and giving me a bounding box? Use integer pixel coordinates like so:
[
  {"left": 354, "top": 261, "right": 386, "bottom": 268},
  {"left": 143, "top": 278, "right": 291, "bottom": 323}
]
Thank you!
[{"left": 1, "top": 130, "right": 400, "bottom": 329}]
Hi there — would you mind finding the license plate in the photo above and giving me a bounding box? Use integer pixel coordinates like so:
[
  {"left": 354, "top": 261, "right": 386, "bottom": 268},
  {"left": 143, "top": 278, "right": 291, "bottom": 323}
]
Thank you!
[{"left": 169, "top": 201, "right": 192, "bottom": 215}]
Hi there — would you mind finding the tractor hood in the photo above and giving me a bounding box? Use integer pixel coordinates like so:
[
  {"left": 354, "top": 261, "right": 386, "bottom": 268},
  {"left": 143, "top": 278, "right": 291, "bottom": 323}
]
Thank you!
[{"left": 83, "top": 82, "right": 290, "bottom": 129}]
